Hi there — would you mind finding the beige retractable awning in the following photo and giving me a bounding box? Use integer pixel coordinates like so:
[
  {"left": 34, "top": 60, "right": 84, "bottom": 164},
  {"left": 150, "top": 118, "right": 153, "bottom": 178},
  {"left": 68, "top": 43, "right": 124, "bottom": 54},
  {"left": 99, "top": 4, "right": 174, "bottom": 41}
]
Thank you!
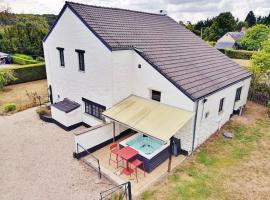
[{"left": 102, "top": 95, "right": 193, "bottom": 141}]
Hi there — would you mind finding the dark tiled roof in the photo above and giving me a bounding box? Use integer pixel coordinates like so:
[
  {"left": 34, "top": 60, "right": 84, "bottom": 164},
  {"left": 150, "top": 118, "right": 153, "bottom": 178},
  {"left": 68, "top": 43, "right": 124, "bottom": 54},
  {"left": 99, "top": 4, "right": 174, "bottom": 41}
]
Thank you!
[
  {"left": 63, "top": 2, "right": 251, "bottom": 100},
  {"left": 215, "top": 42, "right": 235, "bottom": 49},
  {"left": 228, "top": 32, "right": 244, "bottom": 40},
  {"left": 53, "top": 98, "right": 80, "bottom": 113}
]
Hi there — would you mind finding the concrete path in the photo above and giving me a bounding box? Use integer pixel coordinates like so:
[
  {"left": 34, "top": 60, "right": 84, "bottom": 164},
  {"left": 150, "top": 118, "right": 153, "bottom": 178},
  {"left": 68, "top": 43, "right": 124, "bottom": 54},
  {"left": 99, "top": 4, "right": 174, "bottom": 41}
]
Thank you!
[{"left": 0, "top": 108, "right": 113, "bottom": 200}]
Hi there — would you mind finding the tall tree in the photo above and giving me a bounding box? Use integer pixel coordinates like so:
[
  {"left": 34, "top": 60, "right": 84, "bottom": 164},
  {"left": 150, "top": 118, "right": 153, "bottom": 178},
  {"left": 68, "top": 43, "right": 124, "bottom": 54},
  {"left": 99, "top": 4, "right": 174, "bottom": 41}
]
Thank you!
[
  {"left": 203, "top": 12, "right": 237, "bottom": 41},
  {"left": 245, "top": 11, "right": 256, "bottom": 27},
  {"left": 238, "top": 24, "right": 270, "bottom": 50}
]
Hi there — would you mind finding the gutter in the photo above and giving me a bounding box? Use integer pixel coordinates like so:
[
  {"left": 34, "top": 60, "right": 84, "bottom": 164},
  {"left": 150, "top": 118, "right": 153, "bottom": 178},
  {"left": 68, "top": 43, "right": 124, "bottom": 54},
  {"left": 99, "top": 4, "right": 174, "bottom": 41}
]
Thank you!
[{"left": 191, "top": 100, "right": 199, "bottom": 152}]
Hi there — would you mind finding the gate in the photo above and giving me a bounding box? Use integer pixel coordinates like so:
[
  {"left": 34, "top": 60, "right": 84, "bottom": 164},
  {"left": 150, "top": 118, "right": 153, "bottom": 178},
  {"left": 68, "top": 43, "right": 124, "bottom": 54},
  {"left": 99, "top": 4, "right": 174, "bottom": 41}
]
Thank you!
[{"left": 99, "top": 182, "right": 132, "bottom": 200}]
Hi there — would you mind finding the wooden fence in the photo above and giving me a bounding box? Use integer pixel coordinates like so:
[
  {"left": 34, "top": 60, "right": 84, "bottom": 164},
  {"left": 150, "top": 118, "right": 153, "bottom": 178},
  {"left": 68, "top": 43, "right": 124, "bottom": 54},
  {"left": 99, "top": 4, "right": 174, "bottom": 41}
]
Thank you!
[{"left": 248, "top": 92, "right": 269, "bottom": 107}]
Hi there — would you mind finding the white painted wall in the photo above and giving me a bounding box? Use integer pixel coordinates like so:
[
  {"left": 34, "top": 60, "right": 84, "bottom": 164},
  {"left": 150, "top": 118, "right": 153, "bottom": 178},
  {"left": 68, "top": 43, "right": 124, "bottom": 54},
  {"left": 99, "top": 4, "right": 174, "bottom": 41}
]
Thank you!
[
  {"left": 51, "top": 106, "right": 82, "bottom": 127},
  {"left": 194, "top": 78, "right": 251, "bottom": 148},
  {"left": 43, "top": 7, "right": 114, "bottom": 126},
  {"left": 74, "top": 123, "right": 113, "bottom": 153}
]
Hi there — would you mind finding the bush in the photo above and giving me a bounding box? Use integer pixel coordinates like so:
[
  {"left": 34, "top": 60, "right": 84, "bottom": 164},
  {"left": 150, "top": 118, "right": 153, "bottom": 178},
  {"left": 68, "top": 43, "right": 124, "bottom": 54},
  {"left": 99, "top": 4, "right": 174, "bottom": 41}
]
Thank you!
[
  {"left": 12, "top": 54, "right": 33, "bottom": 60},
  {"left": 36, "top": 56, "right": 45, "bottom": 62},
  {"left": 11, "top": 55, "right": 40, "bottom": 65},
  {"left": 36, "top": 106, "right": 51, "bottom": 116},
  {"left": 0, "top": 63, "right": 46, "bottom": 85},
  {"left": 207, "top": 41, "right": 216, "bottom": 46},
  {"left": 224, "top": 48, "right": 255, "bottom": 59},
  {"left": 3, "top": 103, "right": 16, "bottom": 113}
]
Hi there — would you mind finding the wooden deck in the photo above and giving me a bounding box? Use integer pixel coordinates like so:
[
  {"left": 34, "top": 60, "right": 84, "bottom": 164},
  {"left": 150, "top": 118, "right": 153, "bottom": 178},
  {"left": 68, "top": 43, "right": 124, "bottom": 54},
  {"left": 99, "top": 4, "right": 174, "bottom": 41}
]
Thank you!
[{"left": 84, "top": 134, "right": 186, "bottom": 196}]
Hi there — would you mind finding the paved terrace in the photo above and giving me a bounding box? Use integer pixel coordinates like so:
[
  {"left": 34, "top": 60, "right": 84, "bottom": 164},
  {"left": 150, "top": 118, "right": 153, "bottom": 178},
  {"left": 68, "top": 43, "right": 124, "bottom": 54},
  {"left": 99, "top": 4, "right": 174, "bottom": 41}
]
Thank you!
[{"left": 85, "top": 134, "right": 187, "bottom": 197}]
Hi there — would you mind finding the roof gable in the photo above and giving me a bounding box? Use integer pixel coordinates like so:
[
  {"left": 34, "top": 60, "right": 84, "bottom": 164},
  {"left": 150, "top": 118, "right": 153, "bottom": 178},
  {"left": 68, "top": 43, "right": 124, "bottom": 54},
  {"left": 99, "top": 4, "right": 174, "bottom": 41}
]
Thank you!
[{"left": 45, "top": 2, "right": 251, "bottom": 101}]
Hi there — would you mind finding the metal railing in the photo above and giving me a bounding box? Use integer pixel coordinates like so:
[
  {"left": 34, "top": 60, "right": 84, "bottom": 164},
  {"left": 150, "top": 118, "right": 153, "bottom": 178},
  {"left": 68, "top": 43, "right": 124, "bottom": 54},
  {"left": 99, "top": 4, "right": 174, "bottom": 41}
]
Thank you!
[
  {"left": 76, "top": 143, "right": 101, "bottom": 179},
  {"left": 99, "top": 182, "right": 132, "bottom": 200}
]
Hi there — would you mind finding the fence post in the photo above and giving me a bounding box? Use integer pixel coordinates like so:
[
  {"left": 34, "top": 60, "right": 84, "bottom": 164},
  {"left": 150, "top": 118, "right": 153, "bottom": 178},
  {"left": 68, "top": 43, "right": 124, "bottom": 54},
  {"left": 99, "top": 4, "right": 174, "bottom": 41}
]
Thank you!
[{"left": 127, "top": 182, "right": 132, "bottom": 200}]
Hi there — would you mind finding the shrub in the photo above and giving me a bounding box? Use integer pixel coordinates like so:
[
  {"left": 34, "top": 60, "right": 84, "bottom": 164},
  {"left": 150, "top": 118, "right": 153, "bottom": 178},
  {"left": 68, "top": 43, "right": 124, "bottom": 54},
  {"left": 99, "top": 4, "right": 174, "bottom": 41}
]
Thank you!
[
  {"left": 12, "top": 54, "right": 33, "bottom": 60},
  {"left": 36, "top": 106, "right": 51, "bottom": 116},
  {"left": 3, "top": 103, "right": 16, "bottom": 113},
  {"left": 0, "top": 63, "right": 46, "bottom": 85},
  {"left": 11, "top": 55, "right": 40, "bottom": 65},
  {"left": 36, "top": 56, "right": 45, "bottom": 62},
  {"left": 224, "top": 48, "right": 255, "bottom": 60},
  {"left": 0, "top": 69, "right": 17, "bottom": 90},
  {"left": 207, "top": 41, "right": 216, "bottom": 46}
]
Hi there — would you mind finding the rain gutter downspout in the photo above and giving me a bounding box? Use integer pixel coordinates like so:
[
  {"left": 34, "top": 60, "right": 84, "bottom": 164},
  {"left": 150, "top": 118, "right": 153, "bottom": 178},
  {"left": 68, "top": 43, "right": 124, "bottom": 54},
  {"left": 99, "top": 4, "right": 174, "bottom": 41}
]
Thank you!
[{"left": 192, "top": 100, "right": 199, "bottom": 152}]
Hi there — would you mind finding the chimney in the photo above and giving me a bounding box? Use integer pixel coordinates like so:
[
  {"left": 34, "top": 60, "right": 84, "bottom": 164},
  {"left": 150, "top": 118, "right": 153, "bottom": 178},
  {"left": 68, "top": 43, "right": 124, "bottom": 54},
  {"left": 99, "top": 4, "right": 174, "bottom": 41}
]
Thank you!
[{"left": 159, "top": 10, "right": 167, "bottom": 15}]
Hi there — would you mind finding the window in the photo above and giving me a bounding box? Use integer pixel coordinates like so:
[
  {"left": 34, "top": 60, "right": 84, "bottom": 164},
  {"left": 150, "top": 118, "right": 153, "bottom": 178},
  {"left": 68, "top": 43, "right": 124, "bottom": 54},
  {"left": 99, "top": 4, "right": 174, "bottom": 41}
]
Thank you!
[
  {"left": 235, "top": 87, "right": 242, "bottom": 101},
  {"left": 56, "top": 47, "right": 65, "bottom": 66},
  {"left": 75, "top": 49, "right": 85, "bottom": 71},
  {"left": 151, "top": 90, "right": 161, "bottom": 102},
  {"left": 219, "top": 98, "right": 225, "bottom": 113},
  {"left": 82, "top": 98, "right": 106, "bottom": 120}
]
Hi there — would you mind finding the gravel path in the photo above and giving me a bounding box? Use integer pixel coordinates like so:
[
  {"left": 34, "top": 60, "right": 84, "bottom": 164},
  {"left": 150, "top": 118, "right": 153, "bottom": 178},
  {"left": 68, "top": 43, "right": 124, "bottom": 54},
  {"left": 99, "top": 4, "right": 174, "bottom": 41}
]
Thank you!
[{"left": 0, "top": 108, "right": 113, "bottom": 200}]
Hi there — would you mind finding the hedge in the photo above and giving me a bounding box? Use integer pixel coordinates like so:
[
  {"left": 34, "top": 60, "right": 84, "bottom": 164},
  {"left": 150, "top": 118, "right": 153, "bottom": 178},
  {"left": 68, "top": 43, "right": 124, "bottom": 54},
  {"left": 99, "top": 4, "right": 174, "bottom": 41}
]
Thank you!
[
  {"left": 11, "top": 55, "right": 40, "bottom": 65},
  {"left": 0, "top": 62, "right": 47, "bottom": 85},
  {"left": 224, "top": 49, "right": 255, "bottom": 60}
]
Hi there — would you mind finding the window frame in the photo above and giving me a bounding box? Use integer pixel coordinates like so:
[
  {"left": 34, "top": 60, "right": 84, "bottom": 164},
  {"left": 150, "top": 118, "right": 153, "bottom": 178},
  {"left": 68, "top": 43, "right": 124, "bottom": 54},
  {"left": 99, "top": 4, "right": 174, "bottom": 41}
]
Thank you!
[
  {"left": 82, "top": 98, "right": 106, "bottom": 120},
  {"left": 218, "top": 98, "right": 225, "bottom": 113},
  {"left": 75, "top": 49, "right": 85, "bottom": 72},
  {"left": 56, "top": 47, "right": 65, "bottom": 67},
  {"left": 151, "top": 90, "right": 161, "bottom": 102},
  {"left": 235, "top": 87, "right": 242, "bottom": 101}
]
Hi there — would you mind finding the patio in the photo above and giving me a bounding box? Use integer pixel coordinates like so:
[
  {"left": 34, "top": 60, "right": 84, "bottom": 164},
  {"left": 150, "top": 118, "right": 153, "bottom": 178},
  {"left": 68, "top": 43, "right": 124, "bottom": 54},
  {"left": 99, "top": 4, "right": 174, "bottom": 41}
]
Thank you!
[{"left": 84, "top": 131, "right": 187, "bottom": 196}]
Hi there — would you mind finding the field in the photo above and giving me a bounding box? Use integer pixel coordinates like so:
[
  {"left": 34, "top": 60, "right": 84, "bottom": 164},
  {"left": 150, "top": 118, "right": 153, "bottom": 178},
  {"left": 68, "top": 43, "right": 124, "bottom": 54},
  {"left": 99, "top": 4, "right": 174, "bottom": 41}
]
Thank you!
[
  {"left": 232, "top": 59, "right": 251, "bottom": 68},
  {"left": 0, "top": 80, "right": 48, "bottom": 114},
  {"left": 139, "top": 102, "right": 270, "bottom": 200}
]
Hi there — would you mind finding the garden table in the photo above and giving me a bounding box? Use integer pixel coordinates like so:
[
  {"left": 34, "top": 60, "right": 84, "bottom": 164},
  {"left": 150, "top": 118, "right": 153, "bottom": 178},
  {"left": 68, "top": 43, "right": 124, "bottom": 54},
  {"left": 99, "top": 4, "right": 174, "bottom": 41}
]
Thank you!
[{"left": 117, "top": 146, "right": 138, "bottom": 175}]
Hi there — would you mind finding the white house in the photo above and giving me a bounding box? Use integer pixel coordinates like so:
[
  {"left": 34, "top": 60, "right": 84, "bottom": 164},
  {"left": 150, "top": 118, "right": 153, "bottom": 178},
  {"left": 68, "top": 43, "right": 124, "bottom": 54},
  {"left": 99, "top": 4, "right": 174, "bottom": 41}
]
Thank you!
[
  {"left": 43, "top": 1, "right": 251, "bottom": 156},
  {"left": 215, "top": 31, "right": 245, "bottom": 50}
]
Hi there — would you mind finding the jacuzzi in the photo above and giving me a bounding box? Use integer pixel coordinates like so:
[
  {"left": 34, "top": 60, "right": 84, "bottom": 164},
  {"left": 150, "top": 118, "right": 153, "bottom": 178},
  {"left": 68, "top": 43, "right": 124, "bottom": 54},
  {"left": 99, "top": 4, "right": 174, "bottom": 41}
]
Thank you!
[{"left": 120, "top": 133, "right": 170, "bottom": 173}]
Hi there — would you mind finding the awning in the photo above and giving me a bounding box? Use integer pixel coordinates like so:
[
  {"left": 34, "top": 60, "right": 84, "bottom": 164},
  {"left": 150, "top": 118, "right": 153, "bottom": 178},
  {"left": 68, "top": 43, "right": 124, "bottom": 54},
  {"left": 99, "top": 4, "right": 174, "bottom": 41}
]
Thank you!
[{"left": 102, "top": 95, "right": 193, "bottom": 141}]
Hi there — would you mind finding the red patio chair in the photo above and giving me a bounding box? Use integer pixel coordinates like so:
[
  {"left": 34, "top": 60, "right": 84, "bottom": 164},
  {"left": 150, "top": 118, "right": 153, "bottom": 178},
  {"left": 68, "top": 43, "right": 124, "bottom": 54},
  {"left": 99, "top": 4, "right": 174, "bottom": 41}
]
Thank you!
[
  {"left": 130, "top": 159, "right": 146, "bottom": 182},
  {"left": 108, "top": 143, "right": 123, "bottom": 168}
]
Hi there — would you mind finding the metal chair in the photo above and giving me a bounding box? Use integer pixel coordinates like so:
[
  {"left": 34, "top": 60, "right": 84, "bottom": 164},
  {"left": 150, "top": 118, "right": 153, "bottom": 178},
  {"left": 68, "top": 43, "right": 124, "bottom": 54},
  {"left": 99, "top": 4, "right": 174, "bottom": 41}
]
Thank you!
[
  {"left": 108, "top": 143, "right": 123, "bottom": 168},
  {"left": 130, "top": 159, "right": 146, "bottom": 182}
]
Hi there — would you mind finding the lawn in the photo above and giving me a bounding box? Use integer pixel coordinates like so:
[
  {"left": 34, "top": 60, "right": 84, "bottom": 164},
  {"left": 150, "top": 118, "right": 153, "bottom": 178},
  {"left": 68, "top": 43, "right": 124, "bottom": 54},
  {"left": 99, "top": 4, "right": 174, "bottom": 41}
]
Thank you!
[
  {"left": 0, "top": 79, "right": 48, "bottom": 114},
  {"left": 139, "top": 102, "right": 270, "bottom": 200},
  {"left": 232, "top": 59, "right": 251, "bottom": 68}
]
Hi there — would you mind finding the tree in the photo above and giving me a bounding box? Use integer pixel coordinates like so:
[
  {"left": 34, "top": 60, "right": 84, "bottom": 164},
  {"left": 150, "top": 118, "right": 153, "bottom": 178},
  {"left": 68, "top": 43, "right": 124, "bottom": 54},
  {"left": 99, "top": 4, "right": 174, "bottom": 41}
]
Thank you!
[
  {"left": 184, "top": 21, "right": 200, "bottom": 36},
  {"left": 0, "top": 16, "right": 48, "bottom": 56},
  {"left": 250, "top": 39, "right": 270, "bottom": 90},
  {"left": 237, "top": 24, "right": 270, "bottom": 50},
  {"left": 245, "top": 11, "right": 256, "bottom": 27},
  {"left": 203, "top": 12, "right": 237, "bottom": 41}
]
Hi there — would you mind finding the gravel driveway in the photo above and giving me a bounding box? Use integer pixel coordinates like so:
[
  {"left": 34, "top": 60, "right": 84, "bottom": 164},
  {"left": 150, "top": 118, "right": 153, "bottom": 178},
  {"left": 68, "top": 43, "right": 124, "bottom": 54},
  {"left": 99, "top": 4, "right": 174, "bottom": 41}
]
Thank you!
[{"left": 0, "top": 108, "right": 113, "bottom": 200}]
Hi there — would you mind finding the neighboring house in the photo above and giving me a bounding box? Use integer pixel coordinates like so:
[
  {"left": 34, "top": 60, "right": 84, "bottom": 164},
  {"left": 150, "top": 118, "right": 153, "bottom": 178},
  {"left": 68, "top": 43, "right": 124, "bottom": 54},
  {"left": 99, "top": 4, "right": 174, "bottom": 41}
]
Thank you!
[
  {"left": 0, "top": 52, "right": 11, "bottom": 65},
  {"left": 215, "top": 32, "right": 245, "bottom": 50},
  {"left": 43, "top": 2, "right": 251, "bottom": 155}
]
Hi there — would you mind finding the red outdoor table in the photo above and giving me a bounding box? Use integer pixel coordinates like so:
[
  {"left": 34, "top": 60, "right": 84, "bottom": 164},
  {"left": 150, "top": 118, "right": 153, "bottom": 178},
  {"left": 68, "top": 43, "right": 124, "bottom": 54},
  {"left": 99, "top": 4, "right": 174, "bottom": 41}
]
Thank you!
[{"left": 117, "top": 146, "right": 138, "bottom": 175}]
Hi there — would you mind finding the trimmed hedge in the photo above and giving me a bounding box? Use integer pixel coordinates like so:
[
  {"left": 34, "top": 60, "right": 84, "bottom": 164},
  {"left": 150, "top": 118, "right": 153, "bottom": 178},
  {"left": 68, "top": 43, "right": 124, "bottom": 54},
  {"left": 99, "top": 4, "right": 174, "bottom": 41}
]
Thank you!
[
  {"left": 224, "top": 49, "right": 255, "bottom": 60},
  {"left": 11, "top": 55, "right": 40, "bottom": 65},
  {"left": 0, "top": 62, "right": 46, "bottom": 85}
]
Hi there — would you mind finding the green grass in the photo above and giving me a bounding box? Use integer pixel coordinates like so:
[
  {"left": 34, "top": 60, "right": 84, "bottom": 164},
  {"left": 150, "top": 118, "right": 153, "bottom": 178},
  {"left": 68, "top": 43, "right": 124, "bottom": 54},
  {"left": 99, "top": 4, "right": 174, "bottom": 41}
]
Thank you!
[{"left": 140, "top": 120, "right": 269, "bottom": 200}]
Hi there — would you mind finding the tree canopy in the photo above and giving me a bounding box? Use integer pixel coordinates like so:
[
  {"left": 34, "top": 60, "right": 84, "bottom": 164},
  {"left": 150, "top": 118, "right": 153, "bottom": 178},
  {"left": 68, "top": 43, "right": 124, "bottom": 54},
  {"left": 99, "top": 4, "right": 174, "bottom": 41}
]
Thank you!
[
  {"left": 203, "top": 12, "right": 237, "bottom": 41},
  {"left": 0, "top": 9, "right": 56, "bottom": 56},
  {"left": 245, "top": 11, "right": 256, "bottom": 27},
  {"left": 238, "top": 24, "right": 270, "bottom": 50}
]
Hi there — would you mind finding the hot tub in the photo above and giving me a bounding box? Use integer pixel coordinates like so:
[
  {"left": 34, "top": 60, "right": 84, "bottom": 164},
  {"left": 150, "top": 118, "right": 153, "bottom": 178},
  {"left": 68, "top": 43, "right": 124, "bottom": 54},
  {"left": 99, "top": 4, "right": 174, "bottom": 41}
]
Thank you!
[{"left": 120, "top": 133, "right": 170, "bottom": 173}]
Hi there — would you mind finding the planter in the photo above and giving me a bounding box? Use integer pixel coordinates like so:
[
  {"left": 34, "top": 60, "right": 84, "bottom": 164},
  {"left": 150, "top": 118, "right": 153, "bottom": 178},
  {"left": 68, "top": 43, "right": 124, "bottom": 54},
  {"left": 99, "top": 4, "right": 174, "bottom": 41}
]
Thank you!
[{"left": 39, "top": 113, "right": 54, "bottom": 123}]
